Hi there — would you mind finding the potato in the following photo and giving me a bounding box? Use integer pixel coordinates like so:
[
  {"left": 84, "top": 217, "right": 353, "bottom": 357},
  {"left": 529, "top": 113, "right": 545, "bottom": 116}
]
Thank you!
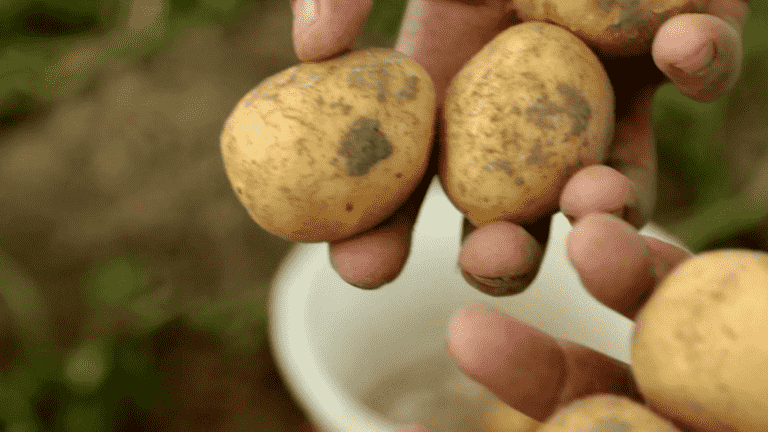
[
  {"left": 221, "top": 48, "right": 435, "bottom": 242},
  {"left": 538, "top": 394, "right": 682, "bottom": 431},
  {"left": 632, "top": 249, "right": 768, "bottom": 432},
  {"left": 481, "top": 400, "right": 540, "bottom": 432},
  {"left": 513, "top": 0, "right": 708, "bottom": 56},
  {"left": 441, "top": 22, "right": 614, "bottom": 226}
]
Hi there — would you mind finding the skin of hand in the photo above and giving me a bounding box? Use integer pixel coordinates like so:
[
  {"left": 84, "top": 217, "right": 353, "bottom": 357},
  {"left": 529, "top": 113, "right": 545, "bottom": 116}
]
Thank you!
[
  {"left": 290, "top": 0, "right": 749, "bottom": 292},
  {"left": 288, "top": 1, "right": 750, "bottom": 429},
  {"left": 396, "top": 213, "right": 694, "bottom": 431}
]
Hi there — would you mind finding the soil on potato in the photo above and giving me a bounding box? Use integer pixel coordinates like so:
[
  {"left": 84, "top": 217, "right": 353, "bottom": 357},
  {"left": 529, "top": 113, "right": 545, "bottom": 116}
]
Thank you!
[{"left": 0, "top": 3, "right": 319, "bottom": 431}]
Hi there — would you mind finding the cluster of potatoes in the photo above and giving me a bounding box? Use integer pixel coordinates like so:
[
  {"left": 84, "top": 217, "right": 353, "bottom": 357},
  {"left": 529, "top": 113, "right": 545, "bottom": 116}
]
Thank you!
[{"left": 221, "top": 0, "right": 768, "bottom": 429}]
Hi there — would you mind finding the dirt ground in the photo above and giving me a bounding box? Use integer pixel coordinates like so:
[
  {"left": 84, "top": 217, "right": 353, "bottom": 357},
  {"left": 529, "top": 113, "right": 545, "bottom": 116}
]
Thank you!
[{"left": 0, "top": 3, "right": 311, "bottom": 431}]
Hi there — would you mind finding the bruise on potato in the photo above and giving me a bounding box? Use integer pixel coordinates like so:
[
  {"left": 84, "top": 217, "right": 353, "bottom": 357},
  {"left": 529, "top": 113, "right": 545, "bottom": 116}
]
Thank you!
[
  {"left": 338, "top": 116, "right": 393, "bottom": 176},
  {"left": 526, "top": 82, "right": 592, "bottom": 137}
]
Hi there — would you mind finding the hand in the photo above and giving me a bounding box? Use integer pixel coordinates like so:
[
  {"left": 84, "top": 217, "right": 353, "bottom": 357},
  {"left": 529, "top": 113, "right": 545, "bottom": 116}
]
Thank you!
[
  {"left": 289, "top": 0, "right": 749, "bottom": 291},
  {"left": 396, "top": 212, "right": 694, "bottom": 431}
]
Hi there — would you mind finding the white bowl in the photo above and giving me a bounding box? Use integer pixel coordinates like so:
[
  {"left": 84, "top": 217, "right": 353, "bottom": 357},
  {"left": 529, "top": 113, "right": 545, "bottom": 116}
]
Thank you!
[{"left": 269, "top": 178, "right": 686, "bottom": 432}]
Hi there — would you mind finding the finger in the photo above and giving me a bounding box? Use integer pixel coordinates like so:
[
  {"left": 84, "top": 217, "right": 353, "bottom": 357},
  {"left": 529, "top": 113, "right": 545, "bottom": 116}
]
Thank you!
[
  {"left": 652, "top": 11, "right": 745, "bottom": 102},
  {"left": 332, "top": 1, "right": 517, "bottom": 290},
  {"left": 290, "top": 0, "right": 373, "bottom": 61},
  {"left": 329, "top": 155, "right": 437, "bottom": 289},
  {"left": 446, "top": 301, "right": 643, "bottom": 422},
  {"left": 567, "top": 213, "right": 692, "bottom": 320},
  {"left": 561, "top": 80, "right": 658, "bottom": 228},
  {"left": 395, "top": 0, "right": 517, "bottom": 104},
  {"left": 458, "top": 216, "right": 549, "bottom": 296}
]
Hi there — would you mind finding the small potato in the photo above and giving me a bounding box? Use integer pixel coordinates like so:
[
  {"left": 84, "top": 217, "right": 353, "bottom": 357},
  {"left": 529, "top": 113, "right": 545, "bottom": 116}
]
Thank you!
[
  {"left": 220, "top": 48, "right": 435, "bottom": 242},
  {"left": 538, "top": 394, "right": 682, "bottom": 431},
  {"left": 441, "top": 22, "right": 614, "bottom": 226},
  {"left": 632, "top": 249, "right": 768, "bottom": 432},
  {"left": 514, "top": 0, "right": 708, "bottom": 56}
]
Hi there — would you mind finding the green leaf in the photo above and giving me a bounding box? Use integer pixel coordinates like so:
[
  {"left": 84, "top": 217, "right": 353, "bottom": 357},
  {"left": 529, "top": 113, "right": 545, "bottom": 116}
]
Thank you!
[{"left": 364, "top": 0, "right": 408, "bottom": 45}]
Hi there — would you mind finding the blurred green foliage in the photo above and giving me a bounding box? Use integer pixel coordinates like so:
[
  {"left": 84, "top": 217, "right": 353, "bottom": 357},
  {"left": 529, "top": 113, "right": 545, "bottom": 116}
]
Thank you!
[{"left": 0, "top": 0, "right": 263, "bottom": 118}]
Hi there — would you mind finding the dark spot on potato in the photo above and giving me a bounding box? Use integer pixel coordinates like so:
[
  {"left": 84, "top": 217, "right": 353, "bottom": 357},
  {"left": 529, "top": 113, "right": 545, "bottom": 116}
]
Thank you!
[
  {"left": 591, "top": 418, "right": 633, "bottom": 432},
  {"left": 598, "top": 0, "right": 613, "bottom": 11},
  {"left": 349, "top": 65, "right": 390, "bottom": 103},
  {"left": 316, "top": 96, "right": 324, "bottom": 105},
  {"left": 557, "top": 82, "right": 592, "bottom": 136},
  {"left": 236, "top": 187, "right": 243, "bottom": 195},
  {"left": 484, "top": 159, "right": 515, "bottom": 176},
  {"left": 330, "top": 98, "right": 352, "bottom": 115},
  {"left": 525, "top": 82, "right": 592, "bottom": 137},
  {"left": 710, "top": 290, "right": 726, "bottom": 302},
  {"left": 515, "top": 177, "right": 525, "bottom": 186},
  {"left": 527, "top": 97, "right": 559, "bottom": 130},
  {"left": 338, "top": 116, "right": 392, "bottom": 176},
  {"left": 721, "top": 324, "right": 737, "bottom": 340},
  {"left": 395, "top": 172, "right": 403, "bottom": 178},
  {"left": 399, "top": 75, "right": 420, "bottom": 100},
  {"left": 459, "top": 183, "right": 466, "bottom": 195},
  {"left": 526, "top": 144, "right": 557, "bottom": 167},
  {"left": 346, "top": 202, "right": 354, "bottom": 212},
  {"left": 377, "top": 68, "right": 390, "bottom": 102}
]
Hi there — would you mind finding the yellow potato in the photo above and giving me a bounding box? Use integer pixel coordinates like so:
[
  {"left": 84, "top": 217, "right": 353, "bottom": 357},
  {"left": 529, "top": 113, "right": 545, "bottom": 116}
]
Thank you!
[
  {"left": 221, "top": 48, "right": 435, "bottom": 242},
  {"left": 514, "top": 0, "right": 708, "bottom": 56},
  {"left": 632, "top": 249, "right": 768, "bottom": 432},
  {"left": 481, "top": 400, "right": 540, "bottom": 432},
  {"left": 538, "top": 394, "right": 682, "bottom": 431},
  {"left": 441, "top": 22, "right": 614, "bottom": 226}
]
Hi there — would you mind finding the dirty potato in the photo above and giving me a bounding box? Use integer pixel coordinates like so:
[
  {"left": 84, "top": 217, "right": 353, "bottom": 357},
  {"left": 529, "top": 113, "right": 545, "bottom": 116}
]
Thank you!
[
  {"left": 441, "top": 22, "right": 614, "bottom": 226},
  {"left": 220, "top": 48, "right": 435, "bottom": 242},
  {"left": 538, "top": 394, "right": 682, "bottom": 431},
  {"left": 632, "top": 249, "right": 768, "bottom": 432},
  {"left": 514, "top": 0, "right": 709, "bottom": 56}
]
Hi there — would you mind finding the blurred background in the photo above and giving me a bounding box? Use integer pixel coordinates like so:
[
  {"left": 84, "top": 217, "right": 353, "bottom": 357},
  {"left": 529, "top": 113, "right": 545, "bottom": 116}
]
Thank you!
[{"left": 0, "top": 0, "right": 765, "bottom": 431}]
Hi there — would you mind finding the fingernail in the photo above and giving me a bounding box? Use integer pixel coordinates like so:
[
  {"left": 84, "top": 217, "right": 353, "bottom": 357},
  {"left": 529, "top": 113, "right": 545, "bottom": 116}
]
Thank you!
[
  {"left": 294, "top": 0, "right": 318, "bottom": 27},
  {"left": 460, "top": 269, "right": 535, "bottom": 296},
  {"left": 673, "top": 41, "right": 715, "bottom": 76}
]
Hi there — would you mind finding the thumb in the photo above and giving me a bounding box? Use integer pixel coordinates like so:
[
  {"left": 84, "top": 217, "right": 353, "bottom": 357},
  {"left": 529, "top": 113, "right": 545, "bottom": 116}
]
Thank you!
[{"left": 291, "top": 0, "right": 373, "bottom": 61}]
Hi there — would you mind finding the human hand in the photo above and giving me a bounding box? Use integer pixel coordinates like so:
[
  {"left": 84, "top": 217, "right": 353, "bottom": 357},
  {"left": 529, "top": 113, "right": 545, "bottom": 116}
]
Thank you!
[
  {"left": 289, "top": 0, "right": 749, "bottom": 291},
  {"left": 395, "top": 212, "right": 694, "bottom": 431}
]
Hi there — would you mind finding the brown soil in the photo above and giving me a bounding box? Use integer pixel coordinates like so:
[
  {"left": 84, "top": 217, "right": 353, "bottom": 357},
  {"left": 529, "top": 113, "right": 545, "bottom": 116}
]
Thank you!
[{"left": 0, "top": 3, "right": 312, "bottom": 431}]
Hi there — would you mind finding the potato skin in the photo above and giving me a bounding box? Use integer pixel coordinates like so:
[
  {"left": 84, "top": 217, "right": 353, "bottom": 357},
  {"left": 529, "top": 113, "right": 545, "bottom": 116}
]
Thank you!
[
  {"left": 441, "top": 22, "right": 614, "bottom": 226},
  {"left": 538, "top": 394, "right": 682, "bottom": 431},
  {"left": 514, "top": 0, "right": 709, "bottom": 56},
  {"left": 220, "top": 48, "right": 435, "bottom": 242},
  {"left": 632, "top": 249, "right": 768, "bottom": 432}
]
